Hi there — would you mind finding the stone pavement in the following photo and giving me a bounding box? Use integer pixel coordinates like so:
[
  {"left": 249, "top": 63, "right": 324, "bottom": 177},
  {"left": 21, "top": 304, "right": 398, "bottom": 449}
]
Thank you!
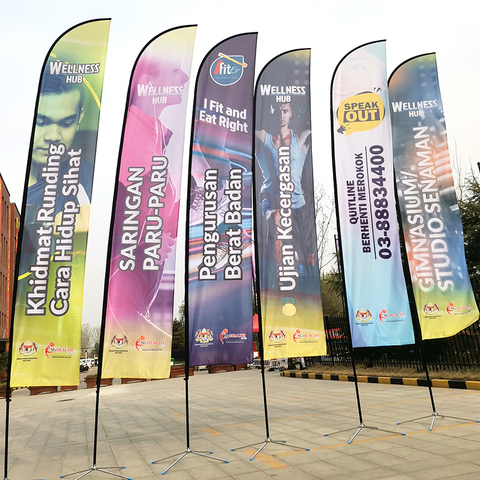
[{"left": 1, "top": 368, "right": 480, "bottom": 479}]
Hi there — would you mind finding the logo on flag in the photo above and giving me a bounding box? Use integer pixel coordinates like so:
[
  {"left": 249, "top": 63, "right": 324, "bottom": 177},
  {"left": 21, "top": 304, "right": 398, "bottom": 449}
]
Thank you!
[
  {"left": 45, "top": 342, "right": 74, "bottom": 358},
  {"left": 219, "top": 328, "right": 247, "bottom": 344},
  {"left": 292, "top": 329, "right": 320, "bottom": 343},
  {"left": 110, "top": 334, "right": 129, "bottom": 349},
  {"left": 268, "top": 330, "right": 286, "bottom": 342},
  {"left": 423, "top": 303, "right": 439, "bottom": 315},
  {"left": 336, "top": 92, "right": 385, "bottom": 135},
  {"left": 355, "top": 309, "right": 372, "bottom": 323},
  {"left": 446, "top": 302, "right": 472, "bottom": 316},
  {"left": 210, "top": 53, "right": 247, "bottom": 86},
  {"left": 18, "top": 341, "right": 38, "bottom": 356},
  {"left": 378, "top": 309, "right": 406, "bottom": 323},
  {"left": 134, "top": 335, "right": 166, "bottom": 351},
  {"left": 195, "top": 328, "right": 214, "bottom": 344}
]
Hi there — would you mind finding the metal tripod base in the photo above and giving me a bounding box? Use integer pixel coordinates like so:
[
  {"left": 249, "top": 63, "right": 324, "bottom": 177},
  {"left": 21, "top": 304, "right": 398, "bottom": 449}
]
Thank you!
[
  {"left": 324, "top": 423, "right": 405, "bottom": 444},
  {"left": 397, "top": 410, "right": 480, "bottom": 431},
  {"left": 60, "top": 464, "right": 131, "bottom": 480},
  {"left": 152, "top": 447, "right": 229, "bottom": 475},
  {"left": 231, "top": 437, "right": 309, "bottom": 460}
]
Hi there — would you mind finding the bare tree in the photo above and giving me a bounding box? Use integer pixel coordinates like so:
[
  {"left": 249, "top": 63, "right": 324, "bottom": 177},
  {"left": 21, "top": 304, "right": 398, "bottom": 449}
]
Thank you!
[
  {"left": 314, "top": 183, "right": 336, "bottom": 274},
  {"left": 81, "top": 323, "right": 100, "bottom": 357},
  {"left": 313, "top": 184, "right": 346, "bottom": 315}
]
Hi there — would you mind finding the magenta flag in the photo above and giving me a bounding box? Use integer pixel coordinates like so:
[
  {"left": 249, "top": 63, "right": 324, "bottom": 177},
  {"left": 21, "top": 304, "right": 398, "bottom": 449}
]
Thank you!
[{"left": 102, "top": 26, "right": 196, "bottom": 379}]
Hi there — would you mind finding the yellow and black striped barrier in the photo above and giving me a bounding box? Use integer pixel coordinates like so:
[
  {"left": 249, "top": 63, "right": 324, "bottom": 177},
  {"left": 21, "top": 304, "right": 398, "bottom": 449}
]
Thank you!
[{"left": 281, "top": 370, "right": 480, "bottom": 390}]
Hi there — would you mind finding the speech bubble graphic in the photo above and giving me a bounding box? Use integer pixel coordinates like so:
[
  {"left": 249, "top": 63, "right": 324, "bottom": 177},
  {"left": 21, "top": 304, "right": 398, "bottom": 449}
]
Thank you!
[{"left": 336, "top": 92, "right": 385, "bottom": 136}]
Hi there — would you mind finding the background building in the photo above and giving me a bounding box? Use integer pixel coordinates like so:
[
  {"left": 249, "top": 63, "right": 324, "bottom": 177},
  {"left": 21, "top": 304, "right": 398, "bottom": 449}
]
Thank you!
[{"left": 0, "top": 174, "right": 20, "bottom": 353}]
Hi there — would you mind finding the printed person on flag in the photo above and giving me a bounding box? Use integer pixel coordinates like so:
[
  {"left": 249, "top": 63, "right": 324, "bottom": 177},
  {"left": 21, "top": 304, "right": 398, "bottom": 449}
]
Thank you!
[
  {"left": 107, "top": 50, "right": 190, "bottom": 328},
  {"left": 10, "top": 20, "right": 110, "bottom": 389},
  {"left": 23, "top": 66, "right": 93, "bottom": 256},
  {"left": 255, "top": 97, "right": 316, "bottom": 283}
]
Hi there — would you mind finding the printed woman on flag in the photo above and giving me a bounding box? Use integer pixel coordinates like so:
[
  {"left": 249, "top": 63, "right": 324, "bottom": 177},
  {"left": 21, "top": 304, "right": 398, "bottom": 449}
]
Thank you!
[{"left": 107, "top": 48, "right": 190, "bottom": 330}]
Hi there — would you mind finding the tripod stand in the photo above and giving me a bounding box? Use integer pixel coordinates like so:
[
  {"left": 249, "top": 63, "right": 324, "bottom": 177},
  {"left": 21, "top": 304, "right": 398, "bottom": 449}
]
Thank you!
[
  {"left": 324, "top": 355, "right": 405, "bottom": 444},
  {"left": 230, "top": 359, "right": 310, "bottom": 459},
  {"left": 396, "top": 357, "right": 479, "bottom": 431},
  {"left": 59, "top": 370, "right": 131, "bottom": 480},
  {"left": 151, "top": 366, "right": 229, "bottom": 474}
]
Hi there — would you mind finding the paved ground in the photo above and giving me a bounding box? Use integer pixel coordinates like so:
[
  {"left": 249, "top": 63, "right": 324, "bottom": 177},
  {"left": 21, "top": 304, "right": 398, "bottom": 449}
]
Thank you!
[{"left": 1, "top": 368, "right": 480, "bottom": 479}]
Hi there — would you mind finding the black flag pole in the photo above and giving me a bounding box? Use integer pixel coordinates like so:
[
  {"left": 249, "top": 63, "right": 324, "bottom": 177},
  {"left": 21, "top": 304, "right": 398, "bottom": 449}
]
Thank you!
[
  {"left": 4, "top": 19, "right": 112, "bottom": 480},
  {"left": 150, "top": 285, "right": 229, "bottom": 474},
  {"left": 322, "top": 239, "right": 405, "bottom": 443},
  {"left": 151, "top": 33, "right": 240, "bottom": 475},
  {"left": 328, "top": 349, "right": 402, "bottom": 444},
  {"left": 230, "top": 52, "right": 312, "bottom": 457},
  {"left": 323, "top": 234, "right": 403, "bottom": 443},
  {"left": 230, "top": 269, "right": 309, "bottom": 458},
  {"left": 388, "top": 53, "right": 480, "bottom": 431},
  {"left": 393, "top": 173, "right": 479, "bottom": 431},
  {"left": 59, "top": 222, "right": 132, "bottom": 479},
  {"left": 60, "top": 31, "right": 132, "bottom": 474},
  {"left": 151, "top": 297, "right": 229, "bottom": 474},
  {"left": 59, "top": 319, "right": 131, "bottom": 480},
  {"left": 327, "top": 42, "right": 406, "bottom": 442},
  {"left": 151, "top": 155, "right": 229, "bottom": 476}
]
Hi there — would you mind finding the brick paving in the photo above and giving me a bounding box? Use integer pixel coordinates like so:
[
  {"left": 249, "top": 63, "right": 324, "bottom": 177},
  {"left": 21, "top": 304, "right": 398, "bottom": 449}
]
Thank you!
[{"left": 1, "top": 368, "right": 480, "bottom": 479}]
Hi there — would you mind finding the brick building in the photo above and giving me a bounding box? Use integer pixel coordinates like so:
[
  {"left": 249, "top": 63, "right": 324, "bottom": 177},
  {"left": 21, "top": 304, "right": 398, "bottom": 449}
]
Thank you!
[{"left": 0, "top": 174, "right": 20, "bottom": 353}]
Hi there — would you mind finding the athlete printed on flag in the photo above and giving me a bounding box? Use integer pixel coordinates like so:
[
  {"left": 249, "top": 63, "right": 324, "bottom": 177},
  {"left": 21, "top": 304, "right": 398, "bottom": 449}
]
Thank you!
[
  {"left": 23, "top": 66, "right": 92, "bottom": 260},
  {"left": 254, "top": 49, "right": 325, "bottom": 360},
  {"left": 108, "top": 49, "right": 189, "bottom": 330},
  {"left": 255, "top": 97, "right": 316, "bottom": 285},
  {"left": 102, "top": 26, "right": 196, "bottom": 380}
]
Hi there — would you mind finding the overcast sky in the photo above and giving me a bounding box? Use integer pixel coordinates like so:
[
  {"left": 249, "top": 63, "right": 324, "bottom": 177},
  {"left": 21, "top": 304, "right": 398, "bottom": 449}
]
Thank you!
[{"left": 1, "top": 0, "right": 479, "bottom": 326}]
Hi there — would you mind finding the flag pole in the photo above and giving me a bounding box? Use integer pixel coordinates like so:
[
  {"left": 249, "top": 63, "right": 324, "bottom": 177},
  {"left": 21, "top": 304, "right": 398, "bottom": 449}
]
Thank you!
[
  {"left": 230, "top": 57, "right": 311, "bottom": 457},
  {"left": 393, "top": 173, "right": 479, "bottom": 430},
  {"left": 151, "top": 34, "right": 233, "bottom": 471},
  {"left": 151, "top": 293, "right": 228, "bottom": 474},
  {"left": 59, "top": 314, "right": 131, "bottom": 480},
  {"left": 327, "top": 43, "right": 406, "bottom": 442},
  {"left": 231, "top": 268, "right": 308, "bottom": 458},
  {"left": 151, "top": 146, "right": 229, "bottom": 477},
  {"left": 60, "top": 59, "right": 131, "bottom": 477}
]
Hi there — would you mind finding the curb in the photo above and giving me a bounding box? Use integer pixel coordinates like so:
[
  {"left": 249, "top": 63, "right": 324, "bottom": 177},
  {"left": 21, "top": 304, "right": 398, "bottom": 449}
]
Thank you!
[{"left": 281, "top": 371, "right": 480, "bottom": 390}]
